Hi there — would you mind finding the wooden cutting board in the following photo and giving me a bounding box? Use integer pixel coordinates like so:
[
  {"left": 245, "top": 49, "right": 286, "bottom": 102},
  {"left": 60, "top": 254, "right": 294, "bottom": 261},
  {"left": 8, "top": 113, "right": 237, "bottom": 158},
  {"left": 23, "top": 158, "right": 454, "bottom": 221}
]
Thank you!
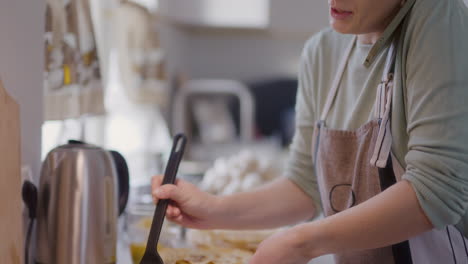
[{"left": 0, "top": 78, "right": 23, "bottom": 264}]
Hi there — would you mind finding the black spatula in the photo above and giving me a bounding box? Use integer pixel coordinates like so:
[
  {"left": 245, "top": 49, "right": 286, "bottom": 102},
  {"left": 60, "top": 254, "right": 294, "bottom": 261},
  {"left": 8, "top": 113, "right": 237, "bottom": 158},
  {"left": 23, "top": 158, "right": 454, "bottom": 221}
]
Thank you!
[{"left": 140, "top": 133, "right": 187, "bottom": 264}]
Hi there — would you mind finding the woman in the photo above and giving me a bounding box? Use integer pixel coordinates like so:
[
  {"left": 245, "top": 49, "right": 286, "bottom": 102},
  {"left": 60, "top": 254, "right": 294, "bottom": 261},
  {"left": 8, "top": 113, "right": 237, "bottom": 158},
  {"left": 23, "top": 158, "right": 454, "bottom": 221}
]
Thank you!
[{"left": 152, "top": 0, "right": 468, "bottom": 263}]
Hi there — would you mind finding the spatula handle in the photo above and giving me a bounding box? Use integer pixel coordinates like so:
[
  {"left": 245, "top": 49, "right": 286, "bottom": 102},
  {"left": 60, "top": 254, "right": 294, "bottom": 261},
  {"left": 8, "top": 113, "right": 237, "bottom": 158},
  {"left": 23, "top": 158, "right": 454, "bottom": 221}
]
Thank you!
[{"left": 145, "top": 133, "right": 187, "bottom": 253}]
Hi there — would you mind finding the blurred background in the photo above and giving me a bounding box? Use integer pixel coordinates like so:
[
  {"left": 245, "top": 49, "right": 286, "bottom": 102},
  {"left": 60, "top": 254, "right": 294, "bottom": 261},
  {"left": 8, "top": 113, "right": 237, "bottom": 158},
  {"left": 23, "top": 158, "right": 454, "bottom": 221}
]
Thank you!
[
  {"left": 15, "top": 0, "right": 463, "bottom": 263},
  {"left": 2, "top": 0, "right": 467, "bottom": 263},
  {"left": 41, "top": 0, "right": 330, "bottom": 187},
  {"left": 39, "top": 1, "right": 335, "bottom": 262}
]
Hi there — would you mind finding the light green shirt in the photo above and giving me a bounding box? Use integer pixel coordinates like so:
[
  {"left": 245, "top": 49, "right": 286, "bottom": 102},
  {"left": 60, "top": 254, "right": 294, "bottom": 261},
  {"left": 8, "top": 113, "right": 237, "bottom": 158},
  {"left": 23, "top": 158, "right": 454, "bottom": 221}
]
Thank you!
[{"left": 287, "top": 0, "right": 468, "bottom": 235}]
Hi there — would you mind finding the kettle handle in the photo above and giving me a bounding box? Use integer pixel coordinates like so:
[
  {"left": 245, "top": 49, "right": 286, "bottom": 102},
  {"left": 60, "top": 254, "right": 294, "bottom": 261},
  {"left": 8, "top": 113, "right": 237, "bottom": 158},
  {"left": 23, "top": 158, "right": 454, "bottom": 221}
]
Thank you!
[{"left": 110, "top": 151, "right": 130, "bottom": 216}]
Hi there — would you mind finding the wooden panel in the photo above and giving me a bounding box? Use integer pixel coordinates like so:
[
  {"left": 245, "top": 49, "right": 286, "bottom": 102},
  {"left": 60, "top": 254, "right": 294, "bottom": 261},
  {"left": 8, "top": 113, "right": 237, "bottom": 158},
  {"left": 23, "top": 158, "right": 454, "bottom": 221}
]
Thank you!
[{"left": 0, "top": 79, "right": 23, "bottom": 264}]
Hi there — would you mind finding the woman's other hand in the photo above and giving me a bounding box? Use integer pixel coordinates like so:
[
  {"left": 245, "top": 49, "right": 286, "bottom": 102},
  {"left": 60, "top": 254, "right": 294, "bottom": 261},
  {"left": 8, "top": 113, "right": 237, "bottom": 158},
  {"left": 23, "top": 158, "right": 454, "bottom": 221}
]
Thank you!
[
  {"left": 151, "top": 175, "right": 220, "bottom": 229},
  {"left": 248, "top": 225, "right": 317, "bottom": 264}
]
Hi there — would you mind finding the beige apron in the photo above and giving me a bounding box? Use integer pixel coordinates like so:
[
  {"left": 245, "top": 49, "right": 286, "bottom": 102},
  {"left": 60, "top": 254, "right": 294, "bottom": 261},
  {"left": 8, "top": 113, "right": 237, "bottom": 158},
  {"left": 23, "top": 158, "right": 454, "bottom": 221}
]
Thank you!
[{"left": 311, "top": 32, "right": 468, "bottom": 264}]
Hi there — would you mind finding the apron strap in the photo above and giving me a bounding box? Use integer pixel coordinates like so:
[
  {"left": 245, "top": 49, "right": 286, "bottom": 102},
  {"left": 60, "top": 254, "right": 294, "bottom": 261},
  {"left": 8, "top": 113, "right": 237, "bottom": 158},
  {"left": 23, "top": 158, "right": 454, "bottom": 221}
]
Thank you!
[
  {"left": 364, "top": 0, "right": 416, "bottom": 67},
  {"left": 370, "top": 40, "right": 397, "bottom": 168},
  {"left": 369, "top": 0, "right": 416, "bottom": 168},
  {"left": 374, "top": 27, "right": 414, "bottom": 264},
  {"left": 319, "top": 36, "right": 357, "bottom": 123}
]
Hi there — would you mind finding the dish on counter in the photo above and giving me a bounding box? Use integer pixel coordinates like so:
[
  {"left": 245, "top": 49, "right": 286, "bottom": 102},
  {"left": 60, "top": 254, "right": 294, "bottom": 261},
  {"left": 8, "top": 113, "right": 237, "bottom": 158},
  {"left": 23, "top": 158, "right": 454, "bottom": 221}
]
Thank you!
[
  {"left": 159, "top": 247, "right": 252, "bottom": 264},
  {"left": 186, "top": 228, "right": 282, "bottom": 253}
]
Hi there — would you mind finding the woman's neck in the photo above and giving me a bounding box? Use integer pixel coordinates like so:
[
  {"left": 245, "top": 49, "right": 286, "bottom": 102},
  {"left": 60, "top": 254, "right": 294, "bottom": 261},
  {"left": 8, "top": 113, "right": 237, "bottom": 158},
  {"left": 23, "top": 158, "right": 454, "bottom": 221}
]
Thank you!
[
  {"left": 358, "top": 1, "right": 404, "bottom": 45},
  {"left": 357, "top": 32, "right": 383, "bottom": 45}
]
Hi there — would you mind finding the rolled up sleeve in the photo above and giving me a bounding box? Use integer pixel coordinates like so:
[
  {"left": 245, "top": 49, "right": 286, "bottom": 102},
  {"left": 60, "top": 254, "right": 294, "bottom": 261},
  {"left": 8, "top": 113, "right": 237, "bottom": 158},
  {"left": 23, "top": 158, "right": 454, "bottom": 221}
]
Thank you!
[
  {"left": 401, "top": 0, "right": 468, "bottom": 229},
  {"left": 285, "top": 39, "right": 322, "bottom": 213}
]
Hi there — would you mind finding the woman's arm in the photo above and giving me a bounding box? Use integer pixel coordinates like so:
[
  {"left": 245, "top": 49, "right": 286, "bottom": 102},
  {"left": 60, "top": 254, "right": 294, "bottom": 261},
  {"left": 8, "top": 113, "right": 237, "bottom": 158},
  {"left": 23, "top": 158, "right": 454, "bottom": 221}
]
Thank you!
[
  {"left": 153, "top": 177, "right": 316, "bottom": 230},
  {"left": 214, "top": 178, "right": 316, "bottom": 230},
  {"left": 305, "top": 180, "right": 432, "bottom": 257},
  {"left": 250, "top": 180, "right": 433, "bottom": 264}
]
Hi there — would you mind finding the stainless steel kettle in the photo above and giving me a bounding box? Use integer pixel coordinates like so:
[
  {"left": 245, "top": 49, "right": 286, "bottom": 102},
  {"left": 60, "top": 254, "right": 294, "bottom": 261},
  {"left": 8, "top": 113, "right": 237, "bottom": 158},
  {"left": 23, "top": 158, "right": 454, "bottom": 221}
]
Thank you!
[{"left": 35, "top": 140, "right": 129, "bottom": 264}]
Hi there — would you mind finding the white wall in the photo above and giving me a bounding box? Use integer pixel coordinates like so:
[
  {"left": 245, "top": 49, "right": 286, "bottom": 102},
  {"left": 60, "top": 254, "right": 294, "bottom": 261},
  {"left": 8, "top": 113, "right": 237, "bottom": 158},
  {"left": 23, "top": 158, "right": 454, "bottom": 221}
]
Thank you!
[
  {"left": 269, "top": 0, "right": 329, "bottom": 36},
  {"left": 0, "top": 0, "right": 45, "bottom": 181}
]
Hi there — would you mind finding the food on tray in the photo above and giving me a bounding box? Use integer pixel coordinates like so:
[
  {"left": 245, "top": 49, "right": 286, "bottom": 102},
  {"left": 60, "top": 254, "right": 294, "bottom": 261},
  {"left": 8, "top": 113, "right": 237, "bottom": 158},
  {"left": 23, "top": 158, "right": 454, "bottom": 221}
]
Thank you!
[
  {"left": 160, "top": 247, "right": 252, "bottom": 264},
  {"left": 186, "top": 228, "right": 281, "bottom": 252}
]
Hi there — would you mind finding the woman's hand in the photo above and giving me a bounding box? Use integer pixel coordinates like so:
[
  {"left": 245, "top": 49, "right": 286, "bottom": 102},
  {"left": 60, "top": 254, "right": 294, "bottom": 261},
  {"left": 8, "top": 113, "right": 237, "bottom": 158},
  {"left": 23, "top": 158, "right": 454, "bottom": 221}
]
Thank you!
[
  {"left": 151, "top": 175, "right": 220, "bottom": 229},
  {"left": 249, "top": 226, "right": 317, "bottom": 264},
  {"left": 152, "top": 177, "right": 317, "bottom": 230}
]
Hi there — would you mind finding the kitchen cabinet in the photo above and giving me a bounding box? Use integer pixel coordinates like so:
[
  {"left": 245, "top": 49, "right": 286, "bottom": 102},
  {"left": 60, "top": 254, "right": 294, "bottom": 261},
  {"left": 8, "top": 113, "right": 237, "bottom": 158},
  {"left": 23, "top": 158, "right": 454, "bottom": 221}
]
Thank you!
[
  {"left": 157, "top": 0, "right": 329, "bottom": 81},
  {"left": 159, "top": 0, "right": 328, "bottom": 35},
  {"left": 159, "top": 0, "right": 270, "bottom": 29}
]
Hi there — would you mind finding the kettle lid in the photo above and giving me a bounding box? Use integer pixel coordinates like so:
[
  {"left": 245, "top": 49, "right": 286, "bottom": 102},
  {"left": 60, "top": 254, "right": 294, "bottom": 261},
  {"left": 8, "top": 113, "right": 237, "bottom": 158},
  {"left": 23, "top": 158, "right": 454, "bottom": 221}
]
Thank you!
[{"left": 57, "top": 140, "right": 102, "bottom": 150}]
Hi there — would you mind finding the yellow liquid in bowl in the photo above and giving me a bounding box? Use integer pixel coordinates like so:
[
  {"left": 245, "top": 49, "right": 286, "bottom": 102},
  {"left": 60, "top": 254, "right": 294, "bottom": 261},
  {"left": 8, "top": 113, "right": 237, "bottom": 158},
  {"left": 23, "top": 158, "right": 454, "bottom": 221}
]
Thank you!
[{"left": 130, "top": 243, "right": 163, "bottom": 264}]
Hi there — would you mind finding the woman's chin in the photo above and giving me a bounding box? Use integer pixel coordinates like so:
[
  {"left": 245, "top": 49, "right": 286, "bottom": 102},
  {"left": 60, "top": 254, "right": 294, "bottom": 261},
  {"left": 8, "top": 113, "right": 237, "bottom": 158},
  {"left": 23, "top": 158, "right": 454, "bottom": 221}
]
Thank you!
[{"left": 330, "top": 20, "right": 354, "bottom": 34}]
